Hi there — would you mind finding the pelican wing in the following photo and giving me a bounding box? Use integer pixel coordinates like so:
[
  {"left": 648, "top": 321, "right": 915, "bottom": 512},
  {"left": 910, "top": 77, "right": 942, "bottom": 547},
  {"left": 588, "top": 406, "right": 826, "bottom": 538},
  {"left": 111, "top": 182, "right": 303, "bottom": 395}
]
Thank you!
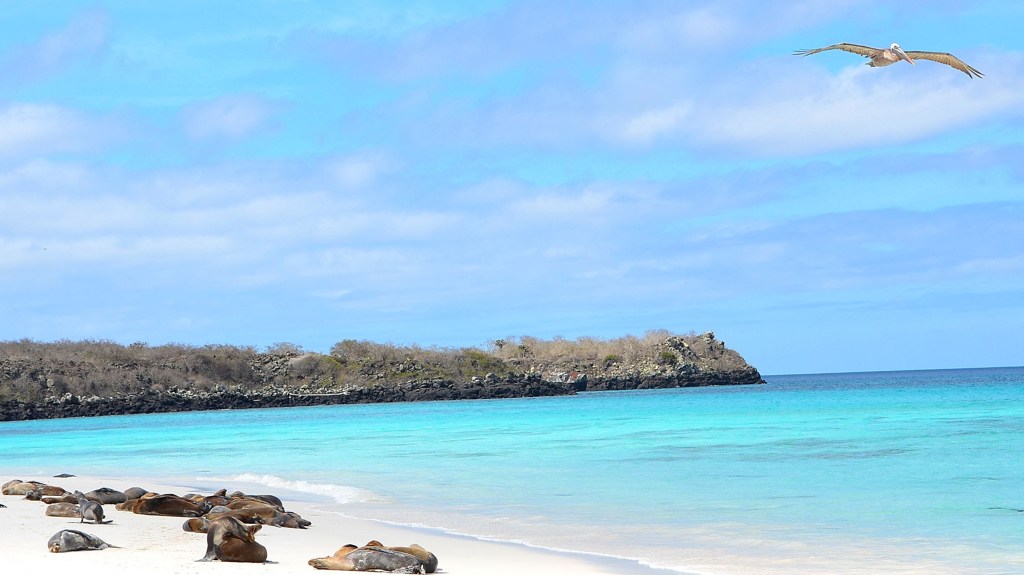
[
  {"left": 793, "top": 43, "right": 883, "bottom": 59},
  {"left": 903, "top": 51, "right": 983, "bottom": 79}
]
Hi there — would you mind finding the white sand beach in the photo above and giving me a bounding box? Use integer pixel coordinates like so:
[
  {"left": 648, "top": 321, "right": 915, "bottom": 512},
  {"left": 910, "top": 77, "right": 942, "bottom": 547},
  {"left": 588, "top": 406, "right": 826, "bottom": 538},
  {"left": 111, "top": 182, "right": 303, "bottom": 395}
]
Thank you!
[{"left": 1, "top": 474, "right": 660, "bottom": 575}]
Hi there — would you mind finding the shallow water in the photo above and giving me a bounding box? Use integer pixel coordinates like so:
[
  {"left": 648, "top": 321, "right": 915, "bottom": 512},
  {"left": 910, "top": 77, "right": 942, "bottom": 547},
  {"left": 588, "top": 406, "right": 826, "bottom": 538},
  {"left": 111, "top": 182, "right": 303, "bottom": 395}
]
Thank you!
[{"left": 2, "top": 367, "right": 1023, "bottom": 574}]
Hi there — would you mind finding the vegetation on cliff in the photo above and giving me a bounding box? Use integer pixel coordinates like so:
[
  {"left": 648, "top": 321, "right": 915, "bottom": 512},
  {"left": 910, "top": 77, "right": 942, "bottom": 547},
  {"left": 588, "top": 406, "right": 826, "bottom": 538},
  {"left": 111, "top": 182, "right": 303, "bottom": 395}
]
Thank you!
[{"left": 0, "top": 330, "right": 763, "bottom": 421}]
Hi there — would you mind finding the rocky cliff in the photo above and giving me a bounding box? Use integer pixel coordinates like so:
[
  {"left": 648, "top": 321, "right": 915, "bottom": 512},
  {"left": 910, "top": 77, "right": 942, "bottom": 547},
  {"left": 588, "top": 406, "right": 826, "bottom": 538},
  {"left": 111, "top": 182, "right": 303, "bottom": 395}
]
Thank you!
[{"left": 0, "top": 332, "right": 764, "bottom": 421}]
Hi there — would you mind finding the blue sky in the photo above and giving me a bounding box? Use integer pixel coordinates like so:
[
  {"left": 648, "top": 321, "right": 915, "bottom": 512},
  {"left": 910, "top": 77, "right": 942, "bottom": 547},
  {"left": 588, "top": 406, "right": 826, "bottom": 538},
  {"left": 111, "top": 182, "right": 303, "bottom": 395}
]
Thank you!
[{"left": 2, "top": 1, "right": 1022, "bottom": 375}]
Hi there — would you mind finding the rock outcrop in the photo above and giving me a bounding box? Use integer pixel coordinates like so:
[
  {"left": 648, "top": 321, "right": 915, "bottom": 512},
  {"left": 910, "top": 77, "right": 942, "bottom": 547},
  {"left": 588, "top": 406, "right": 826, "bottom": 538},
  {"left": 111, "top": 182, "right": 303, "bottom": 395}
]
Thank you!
[{"left": 0, "top": 333, "right": 764, "bottom": 421}]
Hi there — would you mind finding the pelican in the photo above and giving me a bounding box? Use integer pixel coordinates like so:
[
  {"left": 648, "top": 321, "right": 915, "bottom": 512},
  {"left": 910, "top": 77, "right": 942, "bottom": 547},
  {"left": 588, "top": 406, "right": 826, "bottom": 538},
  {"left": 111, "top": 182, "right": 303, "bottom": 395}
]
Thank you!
[{"left": 794, "top": 42, "right": 983, "bottom": 79}]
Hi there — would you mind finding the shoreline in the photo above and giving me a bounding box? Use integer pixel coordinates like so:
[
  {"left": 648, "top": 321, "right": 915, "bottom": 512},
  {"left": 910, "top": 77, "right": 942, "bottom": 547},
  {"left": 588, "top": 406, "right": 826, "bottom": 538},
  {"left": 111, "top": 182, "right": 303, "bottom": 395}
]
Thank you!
[{"left": 1, "top": 473, "right": 678, "bottom": 575}]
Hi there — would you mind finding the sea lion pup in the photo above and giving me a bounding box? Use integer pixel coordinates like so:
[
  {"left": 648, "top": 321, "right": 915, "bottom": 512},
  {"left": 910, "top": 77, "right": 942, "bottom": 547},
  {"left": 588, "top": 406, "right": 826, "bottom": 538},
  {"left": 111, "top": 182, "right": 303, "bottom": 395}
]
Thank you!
[
  {"left": 45, "top": 502, "right": 82, "bottom": 518},
  {"left": 73, "top": 491, "right": 109, "bottom": 524},
  {"left": 84, "top": 487, "right": 128, "bottom": 505},
  {"left": 308, "top": 544, "right": 427, "bottom": 573},
  {"left": 183, "top": 517, "right": 212, "bottom": 533},
  {"left": 47, "top": 529, "right": 116, "bottom": 552},
  {"left": 198, "top": 516, "right": 264, "bottom": 563},
  {"left": 363, "top": 541, "right": 438, "bottom": 573}
]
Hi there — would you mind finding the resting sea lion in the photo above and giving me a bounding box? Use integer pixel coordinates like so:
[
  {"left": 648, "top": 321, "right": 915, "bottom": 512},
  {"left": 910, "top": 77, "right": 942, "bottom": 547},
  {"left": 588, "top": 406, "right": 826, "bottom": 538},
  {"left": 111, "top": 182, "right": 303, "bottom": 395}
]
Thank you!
[
  {"left": 47, "top": 529, "right": 115, "bottom": 552},
  {"left": 308, "top": 544, "right": 426, "bottom": 573},
  {"left": 84, "top": 487, "right": 128, "bottom": 505},
  {"left": 363, "top": 541, "right": 438, "bottom": 573},
  {"left": 198, "top": 516, "right": 263, "bottom": 562},
  {"left": 42, "top": 493, "right": 79, "bottom": 504},
  {"left": 45, "top": 502, "right": 81, "bottom": 518},
  {"left": 4, "top": 481, "right": 44, "bottom": 496},
  {"left": 183, "top": 517, "right": 212, "bottom": 533},
  {"left": 74, "top": 491, "right": 109, "bottom": 524},
  {"left": 269, "top": 510, "right": 311, "bottom": 529},
  {"left": 128, "top": 494, "right": 206, "bottom": 517},
  {"left": 53, "top": 473, "right": 76, "bottom": 478},
  {"left": 122, "top": 487, "right": 149, "bottom": 500},
  {"left": 229, "top": 491, "right": 283, "bottom": 507}
]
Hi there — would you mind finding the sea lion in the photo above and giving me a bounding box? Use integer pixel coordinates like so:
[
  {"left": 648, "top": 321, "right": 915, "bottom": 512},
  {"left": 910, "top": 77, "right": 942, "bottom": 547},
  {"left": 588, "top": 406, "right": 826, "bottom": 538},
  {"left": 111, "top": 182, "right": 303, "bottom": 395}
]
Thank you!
[
  {"left": 122, "top": 487, "right": 149, "bottom": 500},
  {"left": 74, "top": 491, "right": 109, "bottom": 524},
  {"left": 198, "top": 516, "right": 263, "bottom": 562},
  {"left": 42, "top": 493, "right": 79, "bottom": 504},
  {"left": 45, "top": 502, "right": 81, "bottom": 518},
  {"left": 47, "top": 529, "right": 115, "bottom": 552},
  {"left": 363, "top": 541, "right": 437, "bottom": 573},
  {"left": 183, "top": 517, "right": 212, "bottom": 533},
  {"left": 269, "top": 510, "right": 311, "bottom": 529},
  {"left": 308, "top": 544, "right": 427, "bottom": 573},
  {"left": 53, "top": 473, "right": 76, "bottom": 478},
  {"left": 4, "top": 481, "right": 44, "bottom": 496},
  {"left": 215, "top": 534, "right": 268, "bottom": 563},
  {"left": 84, "top": 487, "right": 128, "bottom": 505},
  {"left": 128, "top": 494, "right": 206, "bottom": 517},
  {"left": 229, "top": 491, "right": 283, "bottom": 506}
]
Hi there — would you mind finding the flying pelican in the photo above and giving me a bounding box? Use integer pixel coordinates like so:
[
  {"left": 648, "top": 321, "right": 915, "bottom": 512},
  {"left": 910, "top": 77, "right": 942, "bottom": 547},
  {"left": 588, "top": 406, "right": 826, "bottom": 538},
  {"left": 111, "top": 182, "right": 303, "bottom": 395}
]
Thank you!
[{"left": 793, "top": 43, "right": 983, "bottom": 79}]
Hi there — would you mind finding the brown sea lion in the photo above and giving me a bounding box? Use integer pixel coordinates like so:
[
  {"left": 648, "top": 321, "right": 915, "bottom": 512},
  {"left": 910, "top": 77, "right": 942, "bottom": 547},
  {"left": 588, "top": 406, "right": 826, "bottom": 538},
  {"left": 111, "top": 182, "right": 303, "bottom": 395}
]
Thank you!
[
  {"left": 183, "top": 517, "right": 212, "bottom": 533},
  {"left": 198, "top": 516, "right": 263, "bottom": 562},
  {"left": 4, "top": 481, "right": 44, "bottom": 496},
  {"left": 308, "top": 544, "right": 426, "bottom": 573},
  {"left": 45, "top": 502, "right": 81, "bottom": 518},
  {"left": 216, "top": 534, "right": 268, "bottom": 563},
  {"left": 42, "top": 493, "right": 79, "bottom": 504},
  {"left": 47, "top": 529, "right": 115, "bottom": 552},
  {"left": 363, "top": 541, "right": 438, "bottom": 573},
  {"left": 129, "top": 494, "right": 206, "bottom": 517}
]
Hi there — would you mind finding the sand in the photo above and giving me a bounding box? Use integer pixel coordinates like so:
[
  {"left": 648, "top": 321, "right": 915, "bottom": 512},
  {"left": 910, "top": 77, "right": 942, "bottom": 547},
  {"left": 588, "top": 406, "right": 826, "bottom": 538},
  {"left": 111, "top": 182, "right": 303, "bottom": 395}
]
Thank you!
[{"left": 1, "top": 474, "right": 660, "bottom": 575}]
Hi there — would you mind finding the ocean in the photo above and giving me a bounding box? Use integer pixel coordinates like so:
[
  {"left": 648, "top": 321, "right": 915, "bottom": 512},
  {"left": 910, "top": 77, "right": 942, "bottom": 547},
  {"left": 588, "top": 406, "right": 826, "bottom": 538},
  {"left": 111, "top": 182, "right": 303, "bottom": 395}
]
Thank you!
[{"left": 2, "top": 366, "right": 1022, "bottom": 574}]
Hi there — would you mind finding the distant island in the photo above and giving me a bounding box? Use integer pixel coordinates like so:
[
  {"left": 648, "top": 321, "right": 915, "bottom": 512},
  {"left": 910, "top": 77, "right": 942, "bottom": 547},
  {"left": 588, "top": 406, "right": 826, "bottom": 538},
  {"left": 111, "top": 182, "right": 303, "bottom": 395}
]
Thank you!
[{"left": 0, "top": 330, "right": 764, "bottom": 421}]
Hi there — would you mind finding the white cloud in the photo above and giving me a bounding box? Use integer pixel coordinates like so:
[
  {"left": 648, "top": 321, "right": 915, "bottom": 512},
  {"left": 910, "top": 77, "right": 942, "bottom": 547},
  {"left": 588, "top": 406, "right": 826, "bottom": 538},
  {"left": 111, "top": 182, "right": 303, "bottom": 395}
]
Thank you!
[
  {"left": 182, "top": 94, "right": 279, "bottom": 140},
  {"left": 618, "top": 102, "right": 692, "bottom": 145},
  {"left": 0, "top": 104, "right": 110, "bottom": 158},
  {"left": 326, "top": 153, "right": 393, "bottom": 187}
]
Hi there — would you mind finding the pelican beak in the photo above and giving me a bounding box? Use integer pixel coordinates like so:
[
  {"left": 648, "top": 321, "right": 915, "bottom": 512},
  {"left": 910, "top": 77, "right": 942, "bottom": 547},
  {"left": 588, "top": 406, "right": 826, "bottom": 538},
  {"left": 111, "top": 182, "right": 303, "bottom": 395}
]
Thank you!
[{"left": 896, "top": 47, "right": 914, "bottom": 66}]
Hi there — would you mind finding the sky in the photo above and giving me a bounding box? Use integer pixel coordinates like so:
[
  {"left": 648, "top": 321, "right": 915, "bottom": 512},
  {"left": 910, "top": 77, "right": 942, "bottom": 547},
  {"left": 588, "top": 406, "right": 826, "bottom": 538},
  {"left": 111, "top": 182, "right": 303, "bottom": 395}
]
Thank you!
[{"left": 1, "top": 1, "right": 1022, "bottom": 375}]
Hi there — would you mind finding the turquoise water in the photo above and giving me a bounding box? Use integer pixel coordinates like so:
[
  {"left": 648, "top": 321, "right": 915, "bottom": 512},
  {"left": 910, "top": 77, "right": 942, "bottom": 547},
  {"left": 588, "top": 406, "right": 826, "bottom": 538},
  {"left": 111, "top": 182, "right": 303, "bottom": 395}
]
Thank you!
[{"left": 2, "top": 367, "right": 1022, "bottom": 574}]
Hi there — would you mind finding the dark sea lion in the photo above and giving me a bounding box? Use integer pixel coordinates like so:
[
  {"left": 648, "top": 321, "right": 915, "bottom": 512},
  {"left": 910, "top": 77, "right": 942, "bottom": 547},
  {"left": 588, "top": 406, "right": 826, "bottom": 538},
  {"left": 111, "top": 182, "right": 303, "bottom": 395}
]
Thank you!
[
  {"left": 45, "top": 502, "right": 81, "bottom": 518},
  {"left": 0, "top": 503, "right": 6, "bottom": 508},
  {"left": 53, "top": 473, "right": 76, "bottom": 478},
  {"left": 198, "top": 516, "right": 262, "bottom": 562},
  {"left": 47, "top": 529, "right": 115, "bottom": 552},
  {"left": 74, "top": 491, "right": 109, "bottom": 524},
  {"left": 229, "top": 492, "right": 284, "bottom": 509},
  {"left": 84, "top": 487, "right": 128, "bottom": 505},
  {"left": 183, "top": 517, "right": 212, "bottom": 533},
  {"left": 308, "top": 544, "right": 426, "bottom": 573},
  {"left": 122, "top": 487, "right": 149, "bottom": 500},
  {"left": 269, "top": 510, "right": 311, "bottom": 529},
  {"left": 363, "top": 541, "right": 437, "bottom": 573}
]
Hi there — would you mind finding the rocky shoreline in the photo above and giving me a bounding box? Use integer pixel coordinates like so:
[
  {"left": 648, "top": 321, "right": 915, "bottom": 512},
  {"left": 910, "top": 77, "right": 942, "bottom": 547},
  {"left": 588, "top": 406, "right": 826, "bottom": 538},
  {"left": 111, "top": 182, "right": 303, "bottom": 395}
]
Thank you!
[{"left": 1, "top": 332, "right": 765, "bottom": 421}]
